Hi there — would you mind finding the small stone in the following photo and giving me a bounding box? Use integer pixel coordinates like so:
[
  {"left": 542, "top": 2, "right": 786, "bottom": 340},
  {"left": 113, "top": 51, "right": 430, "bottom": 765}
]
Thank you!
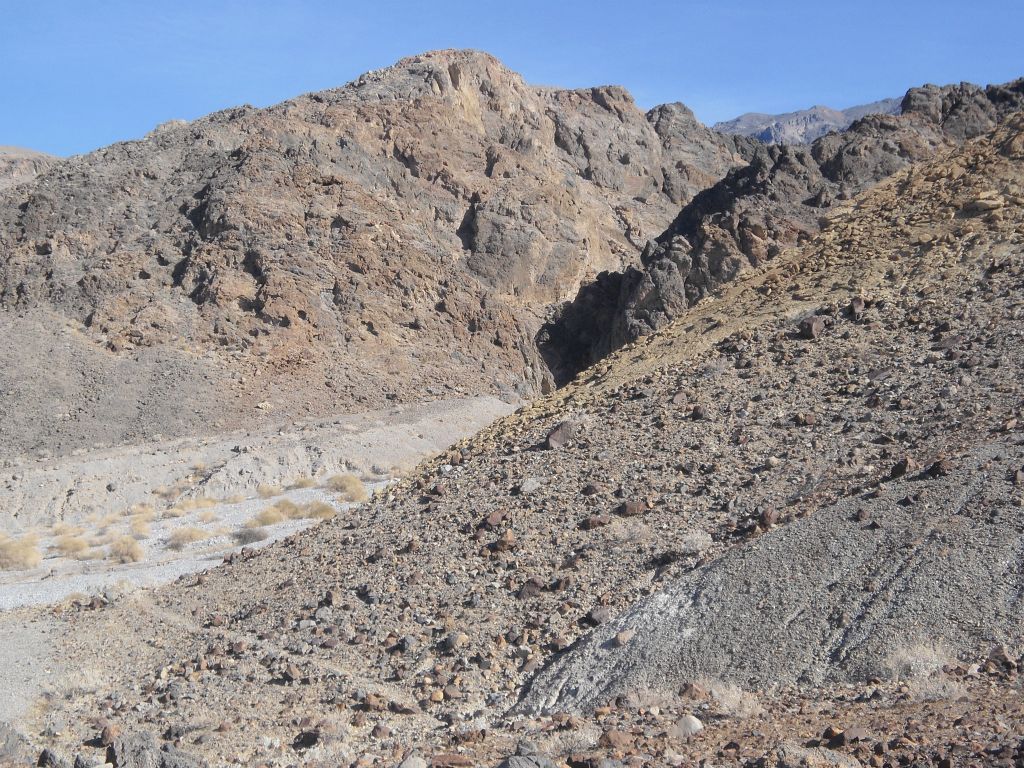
[
  {"left": 443, "top": 632, "right": 469, "bottom": 652},
  {"left": 849, "top": 296, "right": 866, "bottom": 319},
  {"left": 614, "top": 500, "right": 646, "bottom": 517},
  {"left": 371, "top": 724, "right": 391, "bottom": 739},
  {"left": 599, "top": 729, "right": 633, "bottom": 749},
  {"left": 587, "top": 606, "right": 613, "bottom": 625},
  {"left": 517, "top": 477, "right": 544, "bottom": 495},
  {"left": 670, "top": 714, "right": 704, "bottom": 739},
  {"left": 691, "top": 405, "right": 710, "bottom": 421},
  {"left": 100, "top": 723, "right": 121, "bottom": 747},
  {"left": 398, "top": 757, "right": 428, "bottom": 768},
  {"left": 925, "top": 458, "right": 954, "bottom": 478},
  {"left": 580, "top": 514, "right": 611, "bottom": 530},
  {"left": 545, "top": 420, "right": 576, "bottom": 450},
  {"left": 890, "top": 456, "right": 920, "bottom": 479},
  {"left": 798, "top": 315, "right": 825, "bottom": 339},
  {"left": 613, "top": 629, "right": 635, "bottom": 647}
]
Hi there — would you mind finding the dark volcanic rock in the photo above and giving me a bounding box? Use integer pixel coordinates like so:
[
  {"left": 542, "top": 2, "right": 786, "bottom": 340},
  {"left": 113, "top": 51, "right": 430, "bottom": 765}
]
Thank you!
[{"left": 541, "top": 77, "right": 1024, "bottom": 382}]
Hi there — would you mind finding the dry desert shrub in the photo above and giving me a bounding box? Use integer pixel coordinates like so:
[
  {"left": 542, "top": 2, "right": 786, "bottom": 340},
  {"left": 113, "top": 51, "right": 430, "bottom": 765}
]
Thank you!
[
  {"left": 108, "top": 536, "right": 144, "bottom": 563},
  {"left": 197, "top": 510, "right": 218, "bottom": 523},
  {"left": 222, "top": 494, "right": 246, "bottom": 504},
  {"left": 234, "top": 527, "right": 269, "bottom": 545},
  {"left": 257, "top": 484, "right": 283, "bottom": 499},
  {"left": 128, "top": 503, "right": 155, "bottom": 519},
  {"left": 51, "top": 522, "right": 84, "bottom": 537},
  {"left": 53, "top": 534, "right": 89, "bottom": 557},
  {"left": 249, "top": 507, "right": 286, "bottom": 527},
  {"left": 129, "top": 517, "right": 151, "bottom": 539},
  {"left": 705, "top": 680, "right": 762, "bottom": 719},
  {"left": 908, "top": 675, "right": 966, "bottom": 701},
  {"left": 288, "top": 476, "right": 317, "bottom": 490},
  {"left": 884, "top": 640, "right": 954, "bottom": 681},
  {"left": 271, "top": 499, "right": 301, "bottom": 519},
  {"left": 167, "top": 527, "right": 208, "bottom": 551},
  {"left": 77, "top": 547, "right": 106, "bottom": 561},
  {"left": 170, "top": 497, "right": 217, "bottom": 514},
  {"left": 0, "top": 534, "right": 42, "bottom": 571},
  {"left": 153, "top": 483, "right": 187, "bottom": 501},
  {"left": 326, "top": 473, "right": 368, "bottom": 502},
  {"left": 300, "top": 501, "right": 336, "bottom": 520}
]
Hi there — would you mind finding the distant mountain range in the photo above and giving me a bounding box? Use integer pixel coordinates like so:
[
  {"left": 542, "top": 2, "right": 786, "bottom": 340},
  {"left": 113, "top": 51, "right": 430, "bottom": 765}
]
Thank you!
[{"left": 714, "top": 97, "right": 903, "bottom": 144}]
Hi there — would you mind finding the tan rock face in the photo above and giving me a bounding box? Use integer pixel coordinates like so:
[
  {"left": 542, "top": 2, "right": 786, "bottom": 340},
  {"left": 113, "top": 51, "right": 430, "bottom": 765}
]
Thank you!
[
  {"left": 0, "top": 146, "right": 54, "bottom": 191},
  {"left": 0, "top": 50, "right": 751, "bottom": 450}
]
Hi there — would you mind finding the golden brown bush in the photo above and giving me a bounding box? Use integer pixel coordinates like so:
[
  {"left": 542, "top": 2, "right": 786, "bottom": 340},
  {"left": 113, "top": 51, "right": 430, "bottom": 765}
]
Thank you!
[
  {"left": 325, "top": 473, "right": 368, "bottom": 502},
  {"left": 0, "top": 534, "right": 42, "bottom": 571},
  {"left": 167, "top": 527, "right": 207, "bottom": 551},
  {"left": 108, "top": 536, "right": 144, "bottom": 564}
]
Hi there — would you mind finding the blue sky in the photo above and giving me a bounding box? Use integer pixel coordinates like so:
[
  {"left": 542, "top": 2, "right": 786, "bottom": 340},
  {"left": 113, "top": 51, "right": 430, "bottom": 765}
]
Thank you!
[{"left": 2, "top": 0, "right": 1022, "bottom": 156}]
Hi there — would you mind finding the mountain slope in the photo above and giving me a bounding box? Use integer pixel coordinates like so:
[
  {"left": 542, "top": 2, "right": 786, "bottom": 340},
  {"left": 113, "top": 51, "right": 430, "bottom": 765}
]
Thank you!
[
  {"left": 541, "top": 77, "right": 1024, "bottom": 381},
  {"left": 0, "top": 50, "right": 752, "bottom": 459},
  {"left": 30, "top": 111, "right": 1024, "bottom": 768},
  {"left": 0, "top": 146, "right": 54, "bottom": 191},
  {"left": 713, "top": 97, "right": 902, "bottom": 144}
]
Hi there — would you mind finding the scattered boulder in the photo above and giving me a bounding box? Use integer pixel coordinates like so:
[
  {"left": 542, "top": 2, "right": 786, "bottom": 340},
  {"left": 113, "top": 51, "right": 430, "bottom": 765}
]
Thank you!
[{"left": 545, "top": 421, "right": 577, "bottom": 450}]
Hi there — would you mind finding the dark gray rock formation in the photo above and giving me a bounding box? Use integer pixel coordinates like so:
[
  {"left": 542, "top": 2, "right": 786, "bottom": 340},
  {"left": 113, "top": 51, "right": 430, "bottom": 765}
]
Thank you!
[{"left": 541, "top": 77, "right": 1024, "bottom": 383}]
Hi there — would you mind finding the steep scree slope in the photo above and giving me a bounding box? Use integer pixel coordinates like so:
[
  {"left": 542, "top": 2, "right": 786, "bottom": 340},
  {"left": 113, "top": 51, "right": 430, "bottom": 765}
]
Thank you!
[{"left": 32, "top": 113, "right": 1024, "bottom": 768}]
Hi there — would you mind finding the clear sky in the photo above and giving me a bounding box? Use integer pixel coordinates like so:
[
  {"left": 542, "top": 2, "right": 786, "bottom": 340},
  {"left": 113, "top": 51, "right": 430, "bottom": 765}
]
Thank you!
[{"left": 3, "top": 0, "right": 1022, "bottom": 156}]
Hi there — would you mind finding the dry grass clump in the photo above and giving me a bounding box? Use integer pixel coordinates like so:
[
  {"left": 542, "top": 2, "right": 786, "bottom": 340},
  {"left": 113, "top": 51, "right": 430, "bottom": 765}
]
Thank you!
[
  {"left": 108, "top": 536, "right": 144, "bottom": 564},
  {"left": 704, "top": 681, "right": 762, "bottom": 719},
  {"left": 234, "top": 528, "right": 269, "bottom": 545},
  {"left": 222, "top": 494, "right": 247, "bottom": 504},
  {"left": 884, "top": 640, "right": 954, "bottom": 681},
  {"left": 128, "top": 503, "right": 155, "bottom": 519},
  {"left": 129, "top": 517, "right": 152, "bottom": 539},
  {"left": 287, "top": 476, "right": 317, "bottom": 490},
  {"left": 257, "top": 484, "right": 283, "bottom": 499},
  {"left": 96, "top": 512, "right": 120, "bottom": 533},
  {"left": 167, "top": 527, "right": 208, "bottom": 551},
  {"left": 169, "top": 497, "right": 217, "bottom": 515},
  {"left": 300, "top": 501, "right": 336, "bottom": 520},
  {"left": 0, "top": 534, "right": 42, "bottom": 571},
  {"left": 53, "top": 534, "right": 89, "bottom": 557},
  {"left": 249, "top": 507, "right": 286, "bottom": 527},
  {"left": 326, "top": 473, "right": 368, "bottom": 502},
  {"left": 51, "top": 522, "right": 84, "bottom": 537},
  {"left": 197, "top": 510, "right": 218, "bottom": 524},
  {"left": 271, "top": 499, "right": 301, "bottom": 518},
  {"left": 153, "top": 483, "right": 188, "bottom": 501}
]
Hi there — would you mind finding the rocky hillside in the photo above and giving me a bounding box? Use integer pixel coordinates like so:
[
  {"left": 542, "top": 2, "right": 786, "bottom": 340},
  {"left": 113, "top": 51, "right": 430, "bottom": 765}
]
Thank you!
[
  {"left": 713, "top": 97, "right": 902, "bottom": 144},
  {"left": 0, "top": 146, "right": 54, "bottom": 191},
  {"left": 29, "top": 110, "right": 1024, "bottom": 768},
  {"left": 542, "top": 77, "right": 1024, "bottom": 381},
  {"left": 0, "top": 50, "right": 754, "bottom": 459}
]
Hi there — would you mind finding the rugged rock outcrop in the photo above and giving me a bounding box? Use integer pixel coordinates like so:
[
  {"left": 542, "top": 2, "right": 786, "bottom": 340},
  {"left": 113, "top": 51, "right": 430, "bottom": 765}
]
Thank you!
[
  {"left": 32, "top": 112, "right": 1024, "bottom": 767},
  {"left": 0, "top": 50, "right": 751, "bottom": 457},
  {"left": 541, "top": 77, "right": 1024, "bottom": 382},
  {"left": 0, "top": 146, "right": 54, "bottom": 191},
  {"left": 714, "top": 98, "right": 902, "bottom": 144}
]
